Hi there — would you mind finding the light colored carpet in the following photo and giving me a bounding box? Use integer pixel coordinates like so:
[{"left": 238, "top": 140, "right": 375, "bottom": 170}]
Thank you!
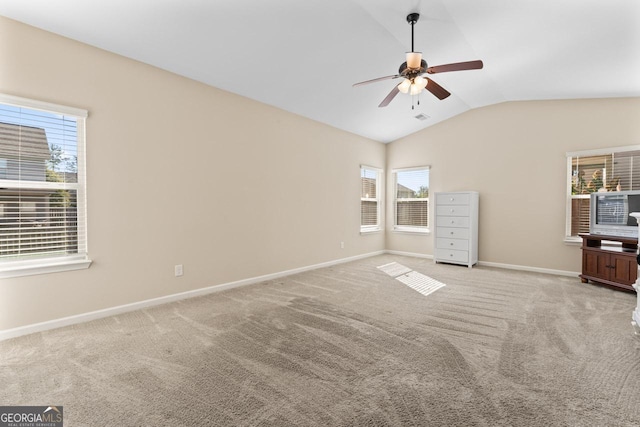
[{"left": 1, "top": 254, "right": 639, "bottom": 426}]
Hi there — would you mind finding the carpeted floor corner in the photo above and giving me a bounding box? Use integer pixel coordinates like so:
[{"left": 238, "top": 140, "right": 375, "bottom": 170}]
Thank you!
[{"left": 1, "top": 254, "right": 639, "bottom": 426}]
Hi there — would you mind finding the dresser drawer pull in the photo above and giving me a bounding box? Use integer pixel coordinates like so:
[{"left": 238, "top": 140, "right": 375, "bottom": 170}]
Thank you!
[
  {"left": 450, "top": 231, "right": 454, "bottom": 235},
  {"left": 450, "top": 209, "right": 455, "bottom": 213},
  {"left": 450, "top": 242, "right": 454, "bottom": 246},
  {"left": 450, "top": 198, "right": 455, "bottom": 202}
]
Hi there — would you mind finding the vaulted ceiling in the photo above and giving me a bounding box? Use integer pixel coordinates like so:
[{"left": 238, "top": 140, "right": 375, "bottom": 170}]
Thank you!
[{"left": 1, "top": 0, "right": 638, "bottom": 142}]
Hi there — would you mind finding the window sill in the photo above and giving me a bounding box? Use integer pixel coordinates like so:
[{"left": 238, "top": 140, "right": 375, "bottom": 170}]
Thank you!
[
  {"left": 360, "top": 227, "right": 382, "bottom": 235},
  {"left": 564, "top": 237, "right": 582, "bottom": 245},
  {"left": 0, "top": 257, "right": 92, "bottom": 279},
  {"left": 392, "top": 227, "right": 430, "bottom": 235}
]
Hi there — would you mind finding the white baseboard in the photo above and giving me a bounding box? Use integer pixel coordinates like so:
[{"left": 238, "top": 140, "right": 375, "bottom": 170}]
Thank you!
[
  {"left": 385, "top": 250, "right": 433, "bottom": 260},
  {"left": 384, "top": 250, "right": 579, "bottom": 278},
  {"left": 0, "top": 250, "right": 583, "bottom": 341},
  {"left": 0, "top": 250, "right": 385, "bottom": 342},
  {"left": 476, "top": 260, "right": 579, "bottom": 278}
]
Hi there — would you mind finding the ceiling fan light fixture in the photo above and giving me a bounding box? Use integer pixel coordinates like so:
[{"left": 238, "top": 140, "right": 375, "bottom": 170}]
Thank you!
[
  {"left": 406, "top": 52, "right": 422, "bottom": 69},
  {"left": 414, "top": 76, "right": 427, "bottom": 90},
  {"left": 397, "top": 78, "right": 412, "bottom": 94}
]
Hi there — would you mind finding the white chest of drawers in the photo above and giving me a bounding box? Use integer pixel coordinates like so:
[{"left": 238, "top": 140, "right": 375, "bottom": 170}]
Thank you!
[{"left": 434, "top": 191, "right": 479, "bottom": 268}]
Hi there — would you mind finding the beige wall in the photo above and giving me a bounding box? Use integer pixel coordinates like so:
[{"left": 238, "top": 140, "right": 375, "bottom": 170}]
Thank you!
[
  {"left": 386, "top": 98, "right": 640, "bottom": 272},
  {"left": 0, "top": 17, "right": 385, "bottom": 331},
  {"left": 2, "top": 15, "right": 639, "bottom": 333}
]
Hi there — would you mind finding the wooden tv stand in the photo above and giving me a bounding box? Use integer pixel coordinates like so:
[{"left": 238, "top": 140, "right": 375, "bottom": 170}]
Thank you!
[{"left": 579, "top": 234, "right": 637, "bottom": 292}]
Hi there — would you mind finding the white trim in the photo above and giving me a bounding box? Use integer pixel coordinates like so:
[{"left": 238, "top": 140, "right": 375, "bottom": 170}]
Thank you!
[
  {"left": 477, "top": 260, "right": 578, "bottom": 277},
  {"left": 360, "top": 227, "right": 382, "bottom": 234},
  {"left": 392, "top": 226, "right": 430, "bottom": 234},
  {"left": 360, "top": 164, "right": 383, "bottom": 172},
  {"left": 384, "top": 250, "right": 578, "bottom": 277},
  {"left": 385, "top": 250, "right": 433, "bottom": 260},
  {"left": 565, "top": 145, "right": 640, "bottom": 238},
  {"left": 392, "top": 167, "right": 430, "bottom": 231},
  {"left": 565, "top": 155, "right": 574, "bottom": 238},
  {"left": 0, "top": 93, "right": 87, "bottom": 118},
  {"left": 566, "top": 145, "right": 640, "bottom": 158},
  {"left": 391, "top": 165, "right": 432, "bottom": 173},
  {"left": 76, "top": 114, "right": 89, "bottom": 257},
  {"left": 564, "top": 237, "right": 581, "bottom": 245},
  {"left": 0, "top": 257, "right": 92, "bottom": 279},
  {"left": 0, "top": 251, "right": 384, "bottom": 341},
  {"left": 0, "top": 94, "right": 90, "bottom": 273},
  {"left": 0, "top": 179, "right": 80, "bottom": 191},
  {"left": 360, "top": 166, "right": 383, "bottom": 232},
  {"left": 0, "top": 250, "right": 587, "bottom": 341}
]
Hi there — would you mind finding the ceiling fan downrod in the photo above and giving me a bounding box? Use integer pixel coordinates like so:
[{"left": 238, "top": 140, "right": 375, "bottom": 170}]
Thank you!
[{"left": 407, "top": 13, "right": 419, "bottom": 53}]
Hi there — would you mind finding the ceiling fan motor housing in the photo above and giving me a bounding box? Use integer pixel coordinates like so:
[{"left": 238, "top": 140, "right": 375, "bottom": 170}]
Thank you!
[{"left": 399, "top": 59, "right": 428, "bottom": 76}]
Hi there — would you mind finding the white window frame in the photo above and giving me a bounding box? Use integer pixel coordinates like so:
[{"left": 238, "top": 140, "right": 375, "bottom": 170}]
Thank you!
[
  {"left": 360, "top": 165, "right": 383, "bottom": 233},
  {"left": 565, "top": 145, "right": 640, "bottom": 244},
  {"left": 393, "top": 166, "right": 430, "bottom": 234},
  {"left": 0, "top": 93, "right": 91, "bottom": 278}
]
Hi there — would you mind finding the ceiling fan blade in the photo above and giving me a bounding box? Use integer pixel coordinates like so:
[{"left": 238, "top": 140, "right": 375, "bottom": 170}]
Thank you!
[
  {"left": 425, "top": 78, "right": 451, "bottom": 100},
  {"left": 353, "top": 75, "right": 400, "bottom": 87},
  {"left": 426, "top": 60, "right": 483, "bottom": 74},
  {"left": 378, "top": 85, "right": 400, "bottom": 107}
]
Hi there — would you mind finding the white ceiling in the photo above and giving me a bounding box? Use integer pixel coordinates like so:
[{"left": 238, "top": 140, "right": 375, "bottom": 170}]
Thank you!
[{"left": 1, "top": 0, "right": 639, "bottom": 142}]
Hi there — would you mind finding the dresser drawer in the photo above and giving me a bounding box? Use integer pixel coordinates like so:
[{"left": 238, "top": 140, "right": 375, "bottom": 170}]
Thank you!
[
  {"left": 436, "top": 205, "right": 470, "bottom": 217},
  {"left": 437, "top": 227, "right": 470, "bottom": 239},
  {"left": 436, "top": 193, "right": 471, "bottom": 206},
  {"left": 437, "top": 216, "right": 470, "bottom": 228},
  {"left": 436, "top": 238, "right": 469, "bottom": 251},
  {"left": 436, "top": 248, "right": 469, "bottom": 263}
]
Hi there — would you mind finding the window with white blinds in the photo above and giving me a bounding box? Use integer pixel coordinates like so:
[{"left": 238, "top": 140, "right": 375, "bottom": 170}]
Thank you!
[
  {"left": 361, "top": 166, "right": 381, "bottom": 232},
  {"left": 567, "top": 146, "right": 640, "bottom": 239},
  {"left": 0, "top": 94, "right": 89, "bottom": 276},
  {"left": 394, "top": 167, "right": 429, "bottom": 232}
]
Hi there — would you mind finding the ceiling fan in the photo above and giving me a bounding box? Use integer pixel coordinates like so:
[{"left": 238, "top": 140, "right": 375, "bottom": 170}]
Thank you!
[{"left": 353, "top": 13, "right": 483, "bottom": 108}]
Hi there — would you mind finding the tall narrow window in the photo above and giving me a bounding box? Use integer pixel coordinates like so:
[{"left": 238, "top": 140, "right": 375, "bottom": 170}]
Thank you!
[
  {"left": 566, "top": 146, "right": 640, "bottom": 240},
  {"left": 361, "top": 166, "right": 382, "bottom": 232},
  {"left": 394, "top": 167, "right": 430, "bottom": 232},
  {"left": 0, "top": 94, "right": 89, "bottom": 277}
]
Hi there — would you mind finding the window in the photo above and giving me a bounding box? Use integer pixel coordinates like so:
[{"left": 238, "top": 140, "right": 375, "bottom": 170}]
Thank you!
[
  {"left": 393, "top": 167, "right": 430, "bottom": 232},
  {"left": 360, "top": 166, "right": 382, "bottom": 232},
  {"left": 566, "top": 146, "right": 640, "bottom": 240},
  {"left": 0, "top": 94, "right": 90, "bottom": 278}
]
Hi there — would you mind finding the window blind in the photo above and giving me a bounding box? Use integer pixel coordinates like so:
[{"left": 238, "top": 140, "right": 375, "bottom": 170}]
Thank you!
[
  {"left": 0, "top": 97, "right": 87, "bottom": 263},
  {"left": 361, "top": 167, "right": 380, "bottom": 229},
  {"left": 395, "top": 168, "right": 429, "bottom": 229},
  {"left": 568, "top": 148, "right": 640, "bottom": 237}
]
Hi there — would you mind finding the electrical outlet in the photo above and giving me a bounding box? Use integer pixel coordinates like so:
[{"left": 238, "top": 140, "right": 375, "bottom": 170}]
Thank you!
[
  {"left": 174, "top": 264, "right": 183, "bottom": 277},
  {"left": 340, "top": 241, "right": 345, "bottom": 249}
]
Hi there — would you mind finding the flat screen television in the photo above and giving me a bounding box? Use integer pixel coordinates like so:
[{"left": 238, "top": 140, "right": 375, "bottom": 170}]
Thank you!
[{"left": 590, "top": 190, "right": 640, "bottom": 238}]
